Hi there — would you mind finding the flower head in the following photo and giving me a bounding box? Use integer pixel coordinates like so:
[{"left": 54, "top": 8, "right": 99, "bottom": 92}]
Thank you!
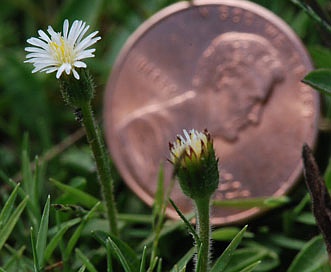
[
  {"left": 169, "top": 129, "right": 219, "bottom": 200},
  {"left": 169, "top": 129, "right": 208, "bottom": 165},
  {"left": 25, "top": 19, "right": 101, "bottom": 80}
]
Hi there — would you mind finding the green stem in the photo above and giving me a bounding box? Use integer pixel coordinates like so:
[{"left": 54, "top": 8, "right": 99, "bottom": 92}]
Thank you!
[
  {"left": 195, "top": 196, "right": 211, "bottom": 272},
  {"left": 79, "top": 102, "right": 118, "bottom": 237}
]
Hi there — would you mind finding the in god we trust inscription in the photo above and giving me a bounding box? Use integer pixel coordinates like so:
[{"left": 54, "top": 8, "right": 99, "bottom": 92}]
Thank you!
[{"left": 104, "top": 0, "right": 319, "bottom": 224}]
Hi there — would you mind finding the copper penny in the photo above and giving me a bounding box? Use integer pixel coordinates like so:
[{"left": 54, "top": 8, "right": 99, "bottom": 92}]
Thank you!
[{"left": 104, "top": 0, "right": 319, "bottom": 225}]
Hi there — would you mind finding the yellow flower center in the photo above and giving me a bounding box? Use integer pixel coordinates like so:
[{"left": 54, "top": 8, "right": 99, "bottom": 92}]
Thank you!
[{"left": 49, "top": 37, "right": 74, "bottom": 64}]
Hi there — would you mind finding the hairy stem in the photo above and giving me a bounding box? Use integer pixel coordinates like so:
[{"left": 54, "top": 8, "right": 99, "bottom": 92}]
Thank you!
[
  {"left": 79, "top": 102, "right": 118, "bottom": 237},
  {"left": 195, "top": 196, "right": 211, "bottom": 272}
]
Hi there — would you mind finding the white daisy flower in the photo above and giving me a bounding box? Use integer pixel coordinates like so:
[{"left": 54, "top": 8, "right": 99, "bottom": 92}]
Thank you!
[{"left": 25, "top": 19, "right": 101, "bottom": 80}]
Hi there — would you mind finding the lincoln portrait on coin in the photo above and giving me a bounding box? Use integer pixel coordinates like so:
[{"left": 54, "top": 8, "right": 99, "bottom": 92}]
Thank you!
[
  {"left": 192, "top": 32, "right": 283, "bottom": 141},
  {"left": 116, "top": 32, "right": 284, "bottom": 198}
]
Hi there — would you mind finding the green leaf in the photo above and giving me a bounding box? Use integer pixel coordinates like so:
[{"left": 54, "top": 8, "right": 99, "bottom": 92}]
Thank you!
[
  {"left": 78, "top": 266, "right": 86, "bottom": 272},
  {"left": 153, "top": 165, "right": 164, "bottom": 230},
  {"left": 0, "top": 268, "right": 7, "bottom": 272},
  {"left": 64, "top": 202, "right": 100, "bottom": 261},
  {"left": 106, "top": 237, "right": 133, "bottom": 272},
  {"left": 157, "top": 258, "right": 162, "bottom": 272},
  {"left": 106, "top": 236, "right": 113, "bottom": 272},
  {"left": 213, "top": 196, "right": 289, "bottom": 209},
  {"left": 36, "top": 195, "right": 50, "bottom": 268},
  {"left": 267, "top": 234, "right": 306, "bottom": 250},
  {"left": 76, "top": 248, "right": 98, "bottom": 272},
  {"left": 295, "top": 212, "right": 316, "bottom": 225},
  {"left": 212, "top": 227, "right": 253, "bottom": 242},
  {"left": 210, "top": 225, "right": 247, "bottom": 272},
  {"left": 2, "top": 245, "right": 26, "bottom": 270},
  {"left": 309, "top": 46, "right": 331, "bottom": 69},
  {"left": 137, "top": 216, "right": 194, "bottom": 251},
  {"left": 0, "top": 183, "right": 20, "bottom": 228},
  {"left": 170, "top": 247, "right": 195, "bottom": 272},
  {"left": 195, "top": 242, "right": 204, "bottom": 272},
  {"left": 239, "top": 261, "right": 261, "bottom": 272},
  {"left": 287, "top": 235, "right": 329, "bottom": 272},
  {"left": 0, "top": 196, "right": 29, "bottom": 250},
  {"left": 139, "top": 246, "right": 147, "bottom": 272},
  {"left": 44, "top": 218, "right": 81, "bottom": 261},
  {"left": 169, "top": 198, "right": 199, "bottom": 245},
  {"left": 302, "top": 69, "right": 331, "bottom": 96},
  {"left": 50, "top": 178, "right": 100, "bottom": 209},
  {"left": 150, "top": 165, "right": 168, "bottom": 267},
  {"left": 30, "top": 227, "right": 39, "bottom": 272},
  {"left": 222, "top": 248, "right": 267, "bottom": 272},
  {"left": 93, "top": 230, "right": 139, "bottom": 272},
  {"left": 290, "top": 0, "right": 331, "bottom": 33}
]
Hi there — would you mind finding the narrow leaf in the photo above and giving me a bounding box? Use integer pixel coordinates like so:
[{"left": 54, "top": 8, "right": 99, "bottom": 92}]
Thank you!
[
  {"left": 78, "top": 266, "right": 86, "bottom": 272},
  {"left": 36, "top": 195, "right": 50, "bottom": 268},
  {"left": 157, "top": 258, "right": 162, "bottom": 272},
  {"left": 50, "top": 178, "right": 100, "bottom": 209},
  {"left": 169, "top": 198, "right": 199, "bottom": 244},
  {"left": 213, "top": 196, "right": 289, "bottom": 209},
  {"left": 302, "top": 69, "right": 331, "bottom": 96},
  {"left": 44, "top": 218, "right": 81, "bottom": 261},
  {"left": 212, "top": 227, "right": 248, "bottom": 242},
  {"left": 0, "top": 183, "right": 20, "bottom": 228},
  {"left": 195, "top": 242, "right": 204, "bottom": 272},
  {"left": 210, "top": 225, "right": 248, "bottom": 272},
  {"left": 139, "top": 246, "right": 147, "bottom": 272},
  {"left": 287, "top": 235, "right": 329, "bottom": 272},
  {"left": 153, "top": 165, "right": 164, "bottom": 229},
  {"left": 170, "top": 247, "right": 195, "bottom": 272},
  {"left": 0, "top": 196, "right": 29, "bottom": 250},
  {"left": 76, "top": 248, "right": 98, "bottom": 272},
  {"left": 93, "top": 231, "right": 139, "bottom": 271},
  {"left": 107, "top": 237, "right": 132, "bottom": 272},
  {"left": 30, "top": 227, "right": 39, "bottom": 272},
  {"left": 239, "top": 260, "right": 261, "bottom": 272},
  {"left": 64, "top": 202, "right": 100, "bottom": 260}
]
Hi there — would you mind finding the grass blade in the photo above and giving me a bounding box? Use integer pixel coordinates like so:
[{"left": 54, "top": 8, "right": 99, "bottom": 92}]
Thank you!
[
  {"left": 287, "top": 235, "right": 329, "bottom": 272},
  {"left": 106, "top": 237, "right": 132, "bottom": 272},
  {"left": 78, "top": 266, "right": 86, "bottom": 272},
  {"left": 0, "top": 196, "right": 29, "bottom": 250},
  {"left": 213, "top": 196, "right": 289, "bottom": 209},
  {"left": 76, "top": 248, "right": 98, "bottom": 272},
  {"left": 44, "top": 218, "right": 81, "bottom": 261},
  {"left": 195, "top": 242, "right": 204, "bottom": 272},
  {"left": 139, "top": 246, "right": 147, "bottom": 272},
  {"left": 36, "top": 195, "right": 50, "bottom": 268},
  {"left": 50, "top": 178, "right": 100, "bottom": 209},
  {"left": 106, "top": 237, "right": 113, "bottom": 272},
  {"left": 93, "top": 230, "right": 139, "bottom": 271},
  {"left": 64, "top": 202, "right": 100, "bottom": 261},
  {"left": 0, "top": 183, "right": 20, "bottom": 228},
  {"left": 210, "top": 225, "right": 248, "bottom": 272},
  {"left": 30, "top": 227, "right": 39, "bottom": 272},
  {"left": 239, "top": 261, "right": 261, "bottom": 272},
  {"left": 170, "top": 247, "right": 195, "bottom": 272},
  {"left": 157, "top": 258, "right": 162, "bottom": 272},
  {"left": 150, "top": 165, "right": 166, "bottom": 266},
  {"left": 169, "top": 198, "right": 199, "bottom": 245}
]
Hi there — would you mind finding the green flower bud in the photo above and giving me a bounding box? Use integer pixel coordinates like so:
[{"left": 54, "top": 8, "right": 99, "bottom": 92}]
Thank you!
[
  {"left": 169, "top": 129, "right": 219, "bottom": 200},
  {"left": 59, "top": 68, "right": 95, "bottom": 108}
]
